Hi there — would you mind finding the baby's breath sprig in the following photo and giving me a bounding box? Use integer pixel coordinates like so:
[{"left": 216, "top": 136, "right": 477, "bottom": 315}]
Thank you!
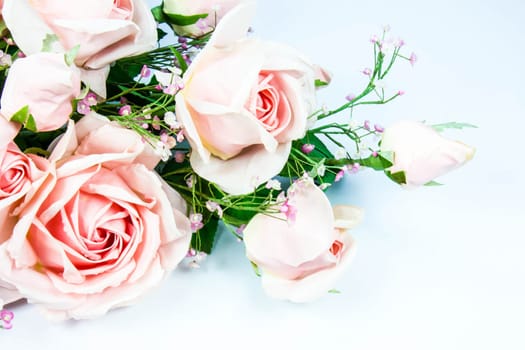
[{"left": 286, "top": 27, "right": 415, "bottom": 186}]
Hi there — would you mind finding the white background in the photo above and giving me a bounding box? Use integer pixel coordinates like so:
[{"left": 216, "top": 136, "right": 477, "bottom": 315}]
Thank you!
[{"left": 2, "top": 0, "right": 524, "bottom": 349}]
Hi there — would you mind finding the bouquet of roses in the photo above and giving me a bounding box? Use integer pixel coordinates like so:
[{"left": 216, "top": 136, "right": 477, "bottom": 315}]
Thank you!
[{"left": 0, "top": 0, "right": 474, "bottom": 321}]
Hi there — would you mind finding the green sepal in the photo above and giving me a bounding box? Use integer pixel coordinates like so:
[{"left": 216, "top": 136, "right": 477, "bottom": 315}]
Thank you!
[
  {"left": 359, "top": 151, "right": 394, "bottom": 171},
  {"left": 164, "top": 12, "right": 209, "bottom": 26},
  {"left": 151, "top": 5, "right": 167, "bottom": 23},
  {"left": 424, "top": 180, "right": 444, "bottom": 186},
  {"left": 41, "top": 34, "right": 58, "bottom": 52},
  {"left": 431, "top": 122, "right": 478, "bottom": 132},
  {"left": 23, "top": 147, "right": 51, "bottom": 157},
  {"left": 250, "top": 261, "right": 261, "bottom": 277},
  {"left": 10, "top": 105, "right": 37, "bottom": 132},
  {"left": 64, "top": 45, "right": 80, "bottom": 66},
  {"left": 385, "top": 170, "right": 407, "bottom": 185},
  {"left": 171, "top": 47, "right": 188, "bottom": 73},
  {"left": 315, "top": 79, "right": 328, "bottom": 88}
]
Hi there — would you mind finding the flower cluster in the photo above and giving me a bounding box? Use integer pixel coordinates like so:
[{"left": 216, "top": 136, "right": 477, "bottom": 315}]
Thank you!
[{"left": 0, "top": 0, "right": 475, "bottom": 320}]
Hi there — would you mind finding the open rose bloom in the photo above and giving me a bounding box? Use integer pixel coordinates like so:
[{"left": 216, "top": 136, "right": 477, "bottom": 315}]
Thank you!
[
  {"left": 0, "top": 114, "right": 191, "bottom": 319},
  {"left": 176, "top": 1, "right": 328, "bottom": 194},
  {"left": 244, "top": 181, "right": 363, "bottom": 302},
  {"left": 2, "top": 0, "right": 157, "bottom": 96}
]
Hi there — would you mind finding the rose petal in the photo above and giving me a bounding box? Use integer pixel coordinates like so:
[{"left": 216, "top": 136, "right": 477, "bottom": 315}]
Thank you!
[{"left": 190, "top": 142, "right": 291, "bottom": 195}]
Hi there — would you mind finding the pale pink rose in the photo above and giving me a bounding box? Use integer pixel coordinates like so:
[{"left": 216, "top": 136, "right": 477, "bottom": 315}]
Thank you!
[
  {"left": 2, "top": 0, "right": 157, "bottom": 96},
  {"left": 380, "top": 120, "right": 476, "bottom": 187},
  {"left": 163, "top": 0, "right": 246, "bottom": 37},
  {"left": 244, "top": 180, "right": 362, "bottom": 302},
  {"left": 62, "top": 111, "right": 162, "bottom": 170},
  {"left": 0, "top": 120, "right": 192, "bottom": 319},
  {"left": 0, "top": 52, "right": 81, "bottom": 132},
  {"left": 0, "top": 118, "right": 49, "bottom": 308},
  {"left": 176, "top": 2, "right": 326, "bottom": 194}
]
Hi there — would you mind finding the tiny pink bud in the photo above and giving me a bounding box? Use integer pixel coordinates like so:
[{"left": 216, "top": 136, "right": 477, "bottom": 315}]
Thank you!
[
  {"left": 335, "top": 170, "right": 345, "bottom": 182},
  {"left": 397, "top": 90, "right": 405, "bottom": 96},
  {"left": 17, "top": 51, "right": 25, "bottom": 58},
  {"left": 370, "top": 35, "right": 379, "bottom": 43},
  {"left": 372, "top": 151, "right": 379, "bottom": 157},
  {"left": 409, "top": 52, "right": 417, "bottom": 66},
  {"left": 118, "top": 105, "right": 131, "bottom": 116},
  {"left": 301, "top": 144, "right": 315, "bottom": 154},
  {"left": 345, "top": 94, "right": 355, "bottom": 102},
  {"left": 76, "top": 100, "right": 91, "bottom": 115},
  {"left": 364, "top": 120, "right": 371, "bottom": 131},
  {"left": 374, "top": 124, "right": 385, "bottom": 133},
  {"left": 140, "top": 64, "right": 151, "bottom": 79},
  {"left": 362, "top": 67, "right": 372, "bottom": 76}
]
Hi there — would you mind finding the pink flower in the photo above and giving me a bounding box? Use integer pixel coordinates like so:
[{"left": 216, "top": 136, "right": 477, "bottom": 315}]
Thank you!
[
  {"left": 176, "top": 2, "right": 325, "bottom": 194},
  {"left": 0, "top": 52, "right": 81, "bottom": 132},
  {"left": 243, "top": 181, "right": 362, "bottom": 302},
  {"left": 380, "top": 120, "right": 475, "bottom": 187},
  {"left": 2, "top": 0, "right": 157, "bottom": 96},
  {"left": 0, "top": 117, "right": 192, "bottom": 320},
  {"left": 163, "top": 0, "right": 246, "bottom": 37}
]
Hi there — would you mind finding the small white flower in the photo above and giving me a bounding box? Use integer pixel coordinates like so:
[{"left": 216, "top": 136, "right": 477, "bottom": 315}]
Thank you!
[
  {"left": 265, "top": 179, "right": 282, "bottom": 191},
  {"left": 164, "top": 111, "right": 178, "bottom": 128},
  {"left": 335, "top": 148, "right": 347, "bottom": 160}
]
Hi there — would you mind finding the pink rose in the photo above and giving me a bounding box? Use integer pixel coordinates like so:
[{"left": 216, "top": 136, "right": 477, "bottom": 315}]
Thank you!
[
  {"left": 0, "top": 118, "right": 192, "bottom": 320},
  {"left": 176, "top": 2, "right": 325, "bottom": 194},
  {"left": 163, "top": 0, "right": 246, "bottom": 37},
  {"left": 380, "top": 120, "right": 476, "bottom": 187},
  {"left": 0, "top": 117, "right": 50, "bottom": 245},
  {"left": 244, "top": 180, "right": 362, "bottom": 302},
  {"left": 2, "top": 0, "right": 157, "bottom": 96},
  {"left": 0, "top": 52, "right": 81, "bottom": 132}
]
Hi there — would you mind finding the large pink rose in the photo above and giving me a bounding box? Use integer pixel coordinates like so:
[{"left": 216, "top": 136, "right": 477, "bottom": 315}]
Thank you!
[
  {"left": 0, "top": 117, "right": 192, "bottom": 319},
  {"left": 176, "top": 2, "right": 327, "bottom": 194},
  {"left": 243, "top": 180, "right": 362, "bottom": 302},
  {"left": 2, "top": 0, "right": 157, "bottom": 96},
  {"left": 380, "top": 120, "right": 475, "bottom": 187},
  {"left": 0, "top": 118, "right": 49, "bottom": 308},
  {"left": 0, "top": 52, "right": 81, "bottom": 132},
  {"left": 163, "top": 0, "right": 246, "bottom": 37}
]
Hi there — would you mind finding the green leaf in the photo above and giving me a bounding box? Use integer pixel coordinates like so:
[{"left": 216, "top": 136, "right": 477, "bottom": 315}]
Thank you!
[
  {"left": 10, "top": 105, "right": 37, "bottom": 132},
  {"left": 64, "top": 45, "right": 80, "bottom": 66},
  {"left": 385, "top": 170, "right": 407, "bottom": 185},
  {"left": 41, "top": 34, "right": 58, "bottom": 52},
  {"left": 431, "top": 122, "right": 478, "bottom": 132},
  {"left": 171, "top": 47, "right": 188, "bottom": 73},
  {"left": 328, "top": 289, "right": 341, "bottom": 294},
  {"left": 424, "top": 180, "right": 444, "bottom": 186},
  {"left": 359, "top": 151, "right": 394, "bottom": 171},
  {"left": 315, "top": 79, "right": 328, "bottom": 88},
  {"left": 191, "top": 216, "right": 219, "bottom": 254},
  {"left": 301, "top": 132, "right": 334, "bottom": 159},
  {"left": 157, "top": 27, "right": 168, "bottom": 41},
  {"left": 164, "top": 12, "right": 209, "bottom": 26}
]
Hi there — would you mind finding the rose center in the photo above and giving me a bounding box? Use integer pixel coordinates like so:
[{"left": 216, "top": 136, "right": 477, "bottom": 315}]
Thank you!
[
  {"left": 254, "top": 73, "right": 291, "bottom": 137},
  {"left": 0, "top": 158, "right": 29, "bottom": 197}
]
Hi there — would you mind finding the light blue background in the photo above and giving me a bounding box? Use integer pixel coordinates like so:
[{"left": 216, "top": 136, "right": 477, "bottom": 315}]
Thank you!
[{"left": 3, "top": 1, "right": 524, "bottom": 349}]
